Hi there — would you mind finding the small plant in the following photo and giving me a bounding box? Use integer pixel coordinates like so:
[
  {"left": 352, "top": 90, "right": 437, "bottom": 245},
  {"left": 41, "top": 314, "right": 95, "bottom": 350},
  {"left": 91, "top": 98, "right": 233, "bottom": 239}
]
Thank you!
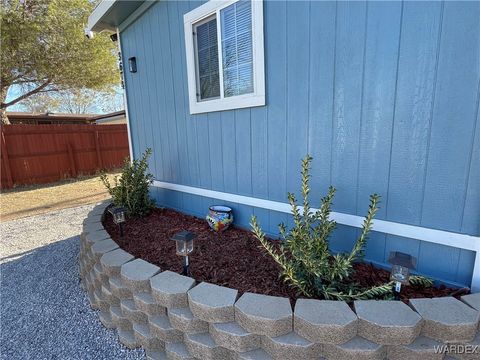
[
  {"left": 101, "top": 148, "right": 155, "bottom": 217},
  {"left": 251, "top": 155, "right": 432, "bottom": 301}
]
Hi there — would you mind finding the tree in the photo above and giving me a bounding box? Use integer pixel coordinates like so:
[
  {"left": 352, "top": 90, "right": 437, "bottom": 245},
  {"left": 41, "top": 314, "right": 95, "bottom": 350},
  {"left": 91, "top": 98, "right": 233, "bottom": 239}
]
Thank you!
[
  {"left": 1, "top": 0, "right": 120, "bottom": 123},
  {"left": 54, "top": 88, "right": 123, "bottom": 114},
  {"left": 18, "top": 88, "right": 124, "bottom": 114},
  {"left": 19, "top": 92, "right": 61, "bottom": 113}
]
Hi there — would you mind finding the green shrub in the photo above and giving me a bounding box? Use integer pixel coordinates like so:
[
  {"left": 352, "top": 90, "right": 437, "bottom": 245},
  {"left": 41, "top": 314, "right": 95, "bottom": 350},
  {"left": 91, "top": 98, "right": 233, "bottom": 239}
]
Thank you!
[
  {"left": 100, "top": 148, "right": 155, "bottom": 217},
  {"left": 251, "top": 155, "right": 432, "bottom": 301}
]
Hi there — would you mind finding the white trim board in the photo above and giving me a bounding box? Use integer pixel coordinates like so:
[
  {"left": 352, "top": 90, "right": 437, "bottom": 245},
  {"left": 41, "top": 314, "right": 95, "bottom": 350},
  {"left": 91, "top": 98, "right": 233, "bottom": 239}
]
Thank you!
[
  {"left": 116, "top": 28, "right": 134, "bottom": 162},
  {"left": 152, "top": 180, "right": 480, "bottom": 292}
]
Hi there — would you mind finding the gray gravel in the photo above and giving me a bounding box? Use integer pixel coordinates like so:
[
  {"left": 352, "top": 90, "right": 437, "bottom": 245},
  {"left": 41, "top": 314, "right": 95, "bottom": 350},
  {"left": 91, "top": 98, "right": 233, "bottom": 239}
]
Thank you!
[{"left": 0, "top": 205, "right": 145, "bottom": 360}]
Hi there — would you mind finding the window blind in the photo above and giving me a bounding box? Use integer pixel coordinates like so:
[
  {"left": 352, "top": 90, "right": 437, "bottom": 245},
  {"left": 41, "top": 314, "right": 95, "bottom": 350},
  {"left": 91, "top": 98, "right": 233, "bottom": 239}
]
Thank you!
[
  {"left": 196, "top": 18, "right": 220, "bottom": 100},
  {"left": 221, "top": 0, "right": 253, "bottom": 97}
]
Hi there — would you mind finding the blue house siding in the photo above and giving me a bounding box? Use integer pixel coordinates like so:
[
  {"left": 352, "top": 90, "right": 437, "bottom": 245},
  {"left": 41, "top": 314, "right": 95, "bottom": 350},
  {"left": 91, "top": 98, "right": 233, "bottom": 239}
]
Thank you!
[{"left": 120, "top": 1, "right": 480, "bottom": 287}]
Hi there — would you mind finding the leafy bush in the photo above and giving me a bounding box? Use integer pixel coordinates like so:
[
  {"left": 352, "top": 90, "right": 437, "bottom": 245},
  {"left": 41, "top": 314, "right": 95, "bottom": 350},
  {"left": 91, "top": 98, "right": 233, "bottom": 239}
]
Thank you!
[
  {"left": 251, "top": 155, "right": 432, "bottom": 301},
  {"left": 100, "top": 148, "right": 155, "bottom": 217}
]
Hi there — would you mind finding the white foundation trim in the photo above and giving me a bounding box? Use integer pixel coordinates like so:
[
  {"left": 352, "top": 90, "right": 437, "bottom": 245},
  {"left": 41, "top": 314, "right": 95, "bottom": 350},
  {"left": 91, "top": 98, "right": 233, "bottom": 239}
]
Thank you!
[{"left": 152, "top": 180, "right": 480, "bottom": 291}]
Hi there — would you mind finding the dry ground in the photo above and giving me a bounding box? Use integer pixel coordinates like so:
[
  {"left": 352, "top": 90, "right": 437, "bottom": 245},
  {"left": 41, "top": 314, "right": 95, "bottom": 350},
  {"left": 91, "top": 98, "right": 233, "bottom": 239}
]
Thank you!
[{"left": 0, "top": 173, "right": 119, "bottom": 222}]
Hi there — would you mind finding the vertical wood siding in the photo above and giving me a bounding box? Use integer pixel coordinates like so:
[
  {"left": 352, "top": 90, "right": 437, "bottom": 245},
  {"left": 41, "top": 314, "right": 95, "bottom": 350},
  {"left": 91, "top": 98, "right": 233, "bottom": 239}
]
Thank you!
[{"left": 120, "top": 0, "right": 480, "bottom": 287}]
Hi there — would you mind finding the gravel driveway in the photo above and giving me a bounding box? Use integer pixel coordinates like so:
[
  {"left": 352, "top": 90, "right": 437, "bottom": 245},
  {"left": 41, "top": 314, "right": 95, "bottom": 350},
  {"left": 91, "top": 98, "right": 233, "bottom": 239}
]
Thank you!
[{"left": 0, "top": 205, "right": 145, "bottom": 360}]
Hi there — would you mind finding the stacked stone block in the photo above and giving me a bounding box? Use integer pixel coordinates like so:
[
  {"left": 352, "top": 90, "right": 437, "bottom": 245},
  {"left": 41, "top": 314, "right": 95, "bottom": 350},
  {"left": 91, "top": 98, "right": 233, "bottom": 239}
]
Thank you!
[{"left": 79, "top": 201, "right": 480, "bottom": 360}]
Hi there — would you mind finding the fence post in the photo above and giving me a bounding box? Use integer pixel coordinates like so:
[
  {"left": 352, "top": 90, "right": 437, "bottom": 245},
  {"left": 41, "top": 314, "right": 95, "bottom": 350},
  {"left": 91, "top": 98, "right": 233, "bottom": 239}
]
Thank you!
[
  {"left": 67, "top": 142, "right": 77, "bottom": 178},
  {"left": 1, "top": 129, "right": 13, "bottom": 188},
  {"left": 94, "top": 130, "right": 103, "bottom": 169}
]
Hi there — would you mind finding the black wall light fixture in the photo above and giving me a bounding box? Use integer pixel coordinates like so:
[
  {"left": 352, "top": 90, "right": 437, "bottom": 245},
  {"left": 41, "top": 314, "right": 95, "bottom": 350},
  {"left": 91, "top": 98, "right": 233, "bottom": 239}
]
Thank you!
[{"left": 128, "top": 57, "right": 137, "bottom": 73}]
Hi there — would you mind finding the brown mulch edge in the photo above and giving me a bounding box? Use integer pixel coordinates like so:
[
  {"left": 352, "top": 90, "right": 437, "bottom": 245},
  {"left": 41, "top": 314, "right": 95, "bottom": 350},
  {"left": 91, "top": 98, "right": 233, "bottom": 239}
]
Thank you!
[{"left": 103, "top": 207, "right": 468, "bottom": 304}]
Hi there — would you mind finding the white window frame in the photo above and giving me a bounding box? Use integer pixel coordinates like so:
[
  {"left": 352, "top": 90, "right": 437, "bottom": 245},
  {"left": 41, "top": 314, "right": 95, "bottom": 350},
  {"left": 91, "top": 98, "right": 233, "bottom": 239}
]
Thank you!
[{"left": 184, "top": 0, "right": 265, "bottom": 115}]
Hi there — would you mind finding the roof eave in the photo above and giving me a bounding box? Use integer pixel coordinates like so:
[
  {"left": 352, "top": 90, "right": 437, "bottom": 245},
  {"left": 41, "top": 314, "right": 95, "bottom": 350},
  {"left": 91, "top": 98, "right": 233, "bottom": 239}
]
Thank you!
[
  {"left": 87, "top": 0, "right": 146, "bottom": 33},
  {"left": 88, "top": 0, "right": 117, "bottom": 32}
]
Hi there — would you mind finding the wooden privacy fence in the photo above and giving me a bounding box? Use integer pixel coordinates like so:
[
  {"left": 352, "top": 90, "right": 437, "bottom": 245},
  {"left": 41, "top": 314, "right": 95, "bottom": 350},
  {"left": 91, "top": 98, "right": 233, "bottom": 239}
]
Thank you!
[{"left": 0, "top": 124, "right": 129, "bottom": 189}]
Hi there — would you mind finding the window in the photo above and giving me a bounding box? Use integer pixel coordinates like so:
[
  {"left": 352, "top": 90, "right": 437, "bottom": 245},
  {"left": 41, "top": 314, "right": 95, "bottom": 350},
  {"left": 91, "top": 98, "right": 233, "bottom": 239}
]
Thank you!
[
  {"left": 195, "top": 16, "right": 220, "bottom": 100},
  {"left": 184, "top": 0, "right": 265, "bottom": 114}
]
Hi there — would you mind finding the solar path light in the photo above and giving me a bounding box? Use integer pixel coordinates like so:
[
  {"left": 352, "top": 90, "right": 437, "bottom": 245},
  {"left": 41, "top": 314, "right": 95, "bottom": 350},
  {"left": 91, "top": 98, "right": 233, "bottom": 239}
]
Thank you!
[
  {"left": 109, "top": 206, "right": 126, "bottom": 237},
  {"left": 388, "top": 251, "right": 416, "bottom": 300},
  {"left": 171, "top": 230, "right": 196, "bottom": 276}
]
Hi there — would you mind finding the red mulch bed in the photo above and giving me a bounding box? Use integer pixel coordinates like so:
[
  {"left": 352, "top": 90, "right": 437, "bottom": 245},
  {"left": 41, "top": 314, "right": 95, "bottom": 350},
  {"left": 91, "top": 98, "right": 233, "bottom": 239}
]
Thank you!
[{"left": 103, "top": 208, "right": 469, "bottom": 304}]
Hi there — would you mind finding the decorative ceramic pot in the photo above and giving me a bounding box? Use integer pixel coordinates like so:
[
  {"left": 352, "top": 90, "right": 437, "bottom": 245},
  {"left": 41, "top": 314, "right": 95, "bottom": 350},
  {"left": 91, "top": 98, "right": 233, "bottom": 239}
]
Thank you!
[{"left": 206, "top": 205, "right": 233, "bottom": 232}]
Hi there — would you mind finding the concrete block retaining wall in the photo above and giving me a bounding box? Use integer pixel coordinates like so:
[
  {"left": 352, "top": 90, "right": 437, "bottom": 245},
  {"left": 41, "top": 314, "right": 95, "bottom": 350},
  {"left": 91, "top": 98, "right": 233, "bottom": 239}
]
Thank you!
[{"left": 79, "top": 202, "right": 480, "bottom": 360}]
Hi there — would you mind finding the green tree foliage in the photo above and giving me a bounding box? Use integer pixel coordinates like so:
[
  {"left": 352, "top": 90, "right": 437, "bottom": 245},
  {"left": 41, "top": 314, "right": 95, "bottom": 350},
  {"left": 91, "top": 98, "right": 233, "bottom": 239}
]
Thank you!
[
  {"left": 101, "top": 149, "right": 155, "bottom": 217},
  {"left": 1, "top": 0, "right": 119, "bottom": 122},
  {"left": 251, "top": 155, "right": 433, "bottom": 301}
]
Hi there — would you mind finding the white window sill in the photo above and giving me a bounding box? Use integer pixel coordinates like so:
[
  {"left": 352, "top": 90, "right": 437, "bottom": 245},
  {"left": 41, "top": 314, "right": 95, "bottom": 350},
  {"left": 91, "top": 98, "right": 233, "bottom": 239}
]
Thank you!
[{"left": 189, "top": 93, "right": 265, "bottom": 114}]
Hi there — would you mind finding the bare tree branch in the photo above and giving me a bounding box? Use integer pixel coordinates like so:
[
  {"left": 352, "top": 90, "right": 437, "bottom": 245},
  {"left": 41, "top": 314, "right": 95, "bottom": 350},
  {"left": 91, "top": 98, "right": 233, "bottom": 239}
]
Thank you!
[{"left": 1, "top": 80, "right": 52, "bottom": 108}]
